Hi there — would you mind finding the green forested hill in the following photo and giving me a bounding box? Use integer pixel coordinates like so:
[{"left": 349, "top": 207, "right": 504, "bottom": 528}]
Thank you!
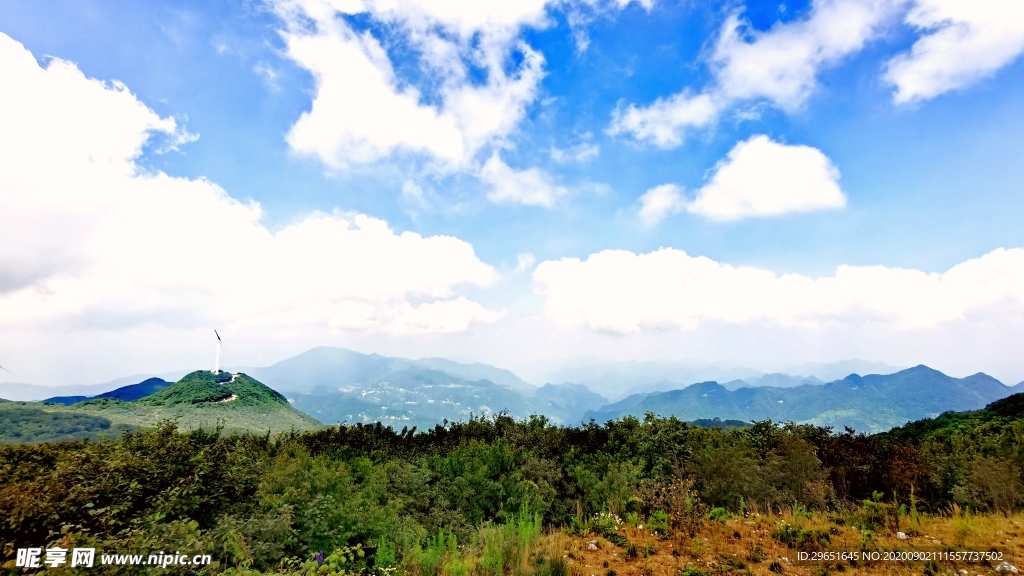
[
  {"left": 882, "top": 391, "right": 1024, "bottom": 443},
  {"left": 140, "top": 371, "right": 289, "bottom": 407},
  {"left": 0, "top": 371, "right": 321, "bottom": 443}
]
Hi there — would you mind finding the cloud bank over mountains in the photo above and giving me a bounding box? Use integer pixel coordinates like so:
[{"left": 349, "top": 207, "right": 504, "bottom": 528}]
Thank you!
[{"left": 533, "top": 247, "right": 1024, "bottom": 334}]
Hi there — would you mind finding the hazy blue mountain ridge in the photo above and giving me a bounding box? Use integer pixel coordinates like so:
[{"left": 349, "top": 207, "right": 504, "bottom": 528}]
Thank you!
[
  {"left": 541, "top": 361, "right": 763, "bottom": 400},
  {"left": 532, "top": 383, "right": 608, "bottom": 424},
  {"left": 583, "top": 365, "right": 1016, "bottom": 433},
  {"left": 44, "top": 377, "right": 171, "bottom": 405},
  {"left": 781, "top": 360, "right": 906, "bottom": 383}
]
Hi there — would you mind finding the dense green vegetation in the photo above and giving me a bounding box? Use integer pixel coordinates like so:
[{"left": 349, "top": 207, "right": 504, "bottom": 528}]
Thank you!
[
  {"left": 1, "top": 394, "right": 1021, "bottom": 574},
  {"left": 139, "top": 371, "right": 286, "bottom": 407}
]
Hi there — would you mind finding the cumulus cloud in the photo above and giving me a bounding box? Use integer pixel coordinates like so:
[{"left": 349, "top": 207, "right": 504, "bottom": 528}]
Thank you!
[
  {"left": 0, "top": 34, "right": 501, "bottom": 344},
  {"left": 637, "top": 184, "right": 687, "bottom": 225},
  {"left": 272, "top": 0, "right": 551, "bottom": 170},
  {"left": 274, "top": 0, "right": 658, "bottom": 171},
  {"left": 687, "top": 135, "right": 845, "bottom": 220},
  {"left": 480, "top": 153, "right": 568, "bottom": 207},
  {"left": 533, "top": 247, "right": 1024, "bottom": 335},
  {"left": 885, "top": 0, "right": 1024, "bottom": 103},
  {"left": 637, "top": 136, "right": 845, "bottom": 223}
]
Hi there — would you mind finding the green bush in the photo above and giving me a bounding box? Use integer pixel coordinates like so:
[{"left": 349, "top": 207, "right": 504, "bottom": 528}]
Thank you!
[
  {"left": 772, "top": 521, "right": 831, "bottom": 550},
  {"left": 648, "top": 510, "right": 670, "bottom": 538},
  {"left": 590, "top": 511, "right": 622, "bottom": 538},
  {"left": 709, "top": 507, "right": 729, "bottom": 523}
]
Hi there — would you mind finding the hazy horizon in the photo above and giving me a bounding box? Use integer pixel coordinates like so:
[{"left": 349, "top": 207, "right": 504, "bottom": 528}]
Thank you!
[{"left": 5, "top": 343, "right": 1022, "bottom": 395}]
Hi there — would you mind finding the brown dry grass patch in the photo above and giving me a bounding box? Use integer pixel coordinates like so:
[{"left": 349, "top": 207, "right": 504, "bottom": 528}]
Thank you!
[{"left": 536, "top": 511, "right": 1023, "bottom": 576}]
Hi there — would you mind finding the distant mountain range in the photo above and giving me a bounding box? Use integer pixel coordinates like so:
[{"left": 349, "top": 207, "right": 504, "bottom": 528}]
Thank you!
[
  {"left": 238, "top": 350, "right": 1019, "bottom": 432},
  {"left": 2, "top": 348, "right": 1022, "bottom": 436},
  {"left": 536, "top": 359, "right": 905, "bottom": 400},
  {"left": 583, "top": 365, "right": 1015, "bottom": 433},
  {"left": 780, "top": 360, "right": 906, "bottom": 383},
  {"left": 242, "top": 347, "right": 534, "bottom": 395},
  {"left": 241, "top": 348, "right": 598, "bottom": 428},
  {"left": 633, "top": 372, "right": 825, "bottom": 395},
  {"left": 539, "top": 361, "right": 763, "bottom": 400}
]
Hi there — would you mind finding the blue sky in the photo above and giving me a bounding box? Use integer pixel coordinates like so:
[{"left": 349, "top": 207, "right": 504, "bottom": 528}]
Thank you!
[{"left": 2, "top": 0, "right": 1024, "bottom": 386}]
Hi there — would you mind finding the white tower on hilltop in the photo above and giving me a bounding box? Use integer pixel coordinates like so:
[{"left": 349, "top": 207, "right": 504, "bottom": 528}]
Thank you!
[{"left": 214, "top": 330, "right": 222, "bottom": 374}]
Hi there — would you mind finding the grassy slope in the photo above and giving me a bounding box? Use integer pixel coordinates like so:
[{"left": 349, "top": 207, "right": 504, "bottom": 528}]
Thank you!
[
  {"left": 0, "top": 400, "right": 135, "bottom": 444},
  {"left": 0, "top": 371, "right": 322, "bottom": 443}
]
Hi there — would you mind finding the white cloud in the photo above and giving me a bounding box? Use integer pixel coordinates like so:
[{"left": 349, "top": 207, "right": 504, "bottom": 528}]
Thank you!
[
  {"left": 274, "top": 0, "right": 657, "bottom": 169},
  {"left": 711, "top": 0, "right": 899, "bottom": 109},
  {"left": 611, "top": 0, "right": 901, "bottom": 146},
  {"left": 637, "top": 136, "right": 845, "bottom": 223},
  {"left": 637, "top": 184, "right": 687, "bottom": 225},
  {"left": 687, "top": 135, "right": 846, "bottom": 221},
  {"left": 0, "top": 34, "right": 502, "bottom": 374},
  {"left": 281, "top": 19, "right": 467, "bottom": 168},
  {"left": 360, "top": 0, "right": 552, "bottom": 39},
  {"left": 885, "top": 0, "right": 1024, "bottom": 103},
  {"left": 273, "top": 0, "right": 550, "bottom": 169},
  {"left": 608, "top": 92, "right": 720, "bottom": 148},
  {"left": 533, "top": 247, "right": 1024, "bottom": 335},
  {"left": 480, "top": 153, "right": 568, "bottom": 207}
]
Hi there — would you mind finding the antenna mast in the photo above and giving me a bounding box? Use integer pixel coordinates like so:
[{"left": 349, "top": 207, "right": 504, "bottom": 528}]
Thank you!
[{"left": 214, "top": 330, "right": 222, "bottom": 374}]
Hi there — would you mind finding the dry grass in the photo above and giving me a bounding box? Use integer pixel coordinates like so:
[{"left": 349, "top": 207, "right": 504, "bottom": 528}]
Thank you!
[{"left": 536, "top": 510, "right": 1023, "bottom": 576}]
